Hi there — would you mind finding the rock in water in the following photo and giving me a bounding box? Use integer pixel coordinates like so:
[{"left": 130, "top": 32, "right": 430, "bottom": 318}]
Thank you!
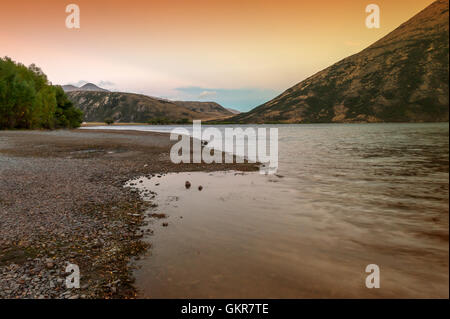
[{"left": 185, "top": 181, "right": 191, "bottom": 189}]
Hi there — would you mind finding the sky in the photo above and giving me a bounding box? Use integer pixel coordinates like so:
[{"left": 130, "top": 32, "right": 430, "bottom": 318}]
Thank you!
[{"left": 1, "top": 0, "right": 435, "bottom": 111}]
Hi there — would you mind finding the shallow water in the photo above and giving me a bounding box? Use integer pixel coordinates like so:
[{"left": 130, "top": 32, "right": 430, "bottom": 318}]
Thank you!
[{"left": 122, "top": 123, "right": 448, "bottom": 298}]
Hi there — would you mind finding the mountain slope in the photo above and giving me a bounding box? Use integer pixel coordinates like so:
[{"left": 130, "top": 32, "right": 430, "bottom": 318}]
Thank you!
[
  {"left": 226, "top": 107, "right": 241, "bottom": 114},
  {"left": 79, "top": 83, "right": 109, "bottom": 92},
  {"left": 61, "top": 84, "right": 79, "bottom": 92},
  {"left": 173, "top": 101, "right": 232, "bottom": 118},
  {"left": 232, "top": 0, "right": 449, "bottom": 123},
  {"left": 67, "top": 91, "right": 232, "bottom": 122}
]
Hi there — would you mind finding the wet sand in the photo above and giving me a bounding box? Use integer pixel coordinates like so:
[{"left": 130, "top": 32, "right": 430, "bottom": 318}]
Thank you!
[{"left": 0, "top": 129, "right": 255, "bottom": 298}]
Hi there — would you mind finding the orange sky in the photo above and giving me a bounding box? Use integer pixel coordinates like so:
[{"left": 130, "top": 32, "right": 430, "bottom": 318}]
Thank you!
[{"left": 0, "top": 0, "right": 436, "bottom": 110}]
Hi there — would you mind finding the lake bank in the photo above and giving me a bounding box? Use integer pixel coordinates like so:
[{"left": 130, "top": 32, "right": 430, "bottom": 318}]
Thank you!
[{"left": 0, "top": 129, "right": 255, "bottom": 298}]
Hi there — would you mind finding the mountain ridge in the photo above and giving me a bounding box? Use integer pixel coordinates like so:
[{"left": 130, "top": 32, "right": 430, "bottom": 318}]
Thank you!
[
  {"left": 62, "top": 82, "right": 109, "bottom": 92},
  {"left": 230, "top": 0, "right": 449, "bottom": 123},
  {"left": 67, "top": 90, "right": 233, "bottom": 123}
]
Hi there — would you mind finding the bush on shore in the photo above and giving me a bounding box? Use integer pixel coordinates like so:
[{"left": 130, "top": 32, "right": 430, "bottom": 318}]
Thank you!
[
  {"left": 104, "top": 117, "right": 114, "bottom": 125},
  {"left": 0, "top": 57, "right": 83, "bottom": 129}
]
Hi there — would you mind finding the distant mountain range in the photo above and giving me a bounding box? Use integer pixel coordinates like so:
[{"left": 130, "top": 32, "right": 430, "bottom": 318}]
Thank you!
[
  {"left": 66, "top": 90, "right": 233, "bottom": 123},
  {"left": 62, "top": 83, "right": 109, "bottom": 92},
  {"left": 62, "top": 82, "right": 233, "bottom": 122},
  {"left": 231, "top": 0, "right": 449, "bottom": 123}
]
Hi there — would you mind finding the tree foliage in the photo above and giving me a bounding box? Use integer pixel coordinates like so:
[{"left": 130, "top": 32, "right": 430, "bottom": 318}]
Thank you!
[
  {"left": 0, "top": 57, "right": 83, "bottom": 129},
  {"left": 147, "top": 117, "right": 191, "bottom": 125}
]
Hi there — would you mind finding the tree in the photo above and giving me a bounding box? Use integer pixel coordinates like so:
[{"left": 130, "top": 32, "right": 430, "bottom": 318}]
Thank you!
[
  {"left": 147, "top": 117, "right": 170, "bottom": 125},
  {"left": 0, "top": 57, "right": 83, "bottom": 129}
]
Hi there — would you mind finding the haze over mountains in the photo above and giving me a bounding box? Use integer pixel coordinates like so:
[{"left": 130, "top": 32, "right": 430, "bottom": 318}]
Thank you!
[{"left": 231, "top": 0, "right": 449, "bottom": 123}]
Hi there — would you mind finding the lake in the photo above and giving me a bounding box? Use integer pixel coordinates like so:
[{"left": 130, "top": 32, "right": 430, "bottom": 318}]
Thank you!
[{"left": 87, "top": 123, "right": 449, "bottom": 298}]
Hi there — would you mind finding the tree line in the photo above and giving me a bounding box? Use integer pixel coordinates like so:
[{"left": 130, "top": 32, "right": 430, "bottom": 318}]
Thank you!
[{"left": 0, "top": 57, "right": 83, "bottom": 129}]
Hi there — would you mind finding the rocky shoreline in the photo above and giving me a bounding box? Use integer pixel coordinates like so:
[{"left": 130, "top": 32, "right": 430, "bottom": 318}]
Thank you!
[{"left": 0, "top": 129, "right": 256, "bottom": 298}]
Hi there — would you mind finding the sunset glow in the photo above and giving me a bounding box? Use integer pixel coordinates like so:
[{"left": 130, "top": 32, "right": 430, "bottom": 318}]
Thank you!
[{"left": 1, "top": 0, "right": 435, "bottom": 110}]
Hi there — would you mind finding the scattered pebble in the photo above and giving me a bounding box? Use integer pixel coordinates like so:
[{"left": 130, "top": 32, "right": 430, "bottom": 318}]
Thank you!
[{"left": 0, "top": 129, "right": 257, "bottom": 299}]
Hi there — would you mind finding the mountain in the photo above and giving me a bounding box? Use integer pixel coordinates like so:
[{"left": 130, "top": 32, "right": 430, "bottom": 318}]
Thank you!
[
  {"left": 62, "top": 83, "right": 109, "bottom": 92},
  {"left": 231, "top": 0, "right": 449, "bottom": 123},
  {"left": 67, "top": 91, "right": 232, "bottom": 122},
  {"left": 61, "top": 84, "right": 79, "bottom": 92},
  {"left": 226, "top": 108, "right": 241, "bottom": 114},
  {"left": 173, "top": 101, "right": 232, "bottom": 117},
  {"left": 79, "top": 83, "right": 109, "bottom": 92}
]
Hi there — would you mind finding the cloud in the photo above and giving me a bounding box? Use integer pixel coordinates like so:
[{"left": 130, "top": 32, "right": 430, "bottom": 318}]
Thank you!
[
  {"left": 70, "top": 80, "right": 88, "bottom": 87},
  {"left": 98, "top": 80, "right": 115, "bottom": 87},
  {"left": 198, "top": 91, "right": 217, "bottom": 99}
]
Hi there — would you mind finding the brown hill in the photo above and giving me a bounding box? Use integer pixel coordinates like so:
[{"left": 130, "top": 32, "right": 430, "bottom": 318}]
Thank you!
[
  {"left": 62, "top": 83, "right": 109, "bottom": 92},
  {"left": 231, "top": 0, "right": 449, "bottom": 123},
  {"left": 173, "top": 101, "right": 233, "bottom": 118},
  {"left": 67, "top": 91, "right": 232, "bottom": 123}
]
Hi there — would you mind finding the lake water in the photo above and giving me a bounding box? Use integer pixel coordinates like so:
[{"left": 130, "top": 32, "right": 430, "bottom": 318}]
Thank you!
[{"left": 90, "top": 123, "right": 449, "bottom": 298}]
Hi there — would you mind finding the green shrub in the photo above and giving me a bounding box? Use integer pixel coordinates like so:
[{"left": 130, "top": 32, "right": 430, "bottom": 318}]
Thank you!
[
  {"left": 104, "top": 117, "right": 114, "bottom": 125},
  {"left": 147, "top": 117, "right": 170, "bottom": 125}
]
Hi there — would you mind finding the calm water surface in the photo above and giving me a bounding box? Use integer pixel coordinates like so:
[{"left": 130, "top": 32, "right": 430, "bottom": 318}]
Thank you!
[{"left": 117, "top": 123, "right": 449, "bottom": 298}]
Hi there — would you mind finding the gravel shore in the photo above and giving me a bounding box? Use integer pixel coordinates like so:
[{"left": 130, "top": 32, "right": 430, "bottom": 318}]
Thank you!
[{"left": 0, "top": 129, "right": 256, "bottom": 298}]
